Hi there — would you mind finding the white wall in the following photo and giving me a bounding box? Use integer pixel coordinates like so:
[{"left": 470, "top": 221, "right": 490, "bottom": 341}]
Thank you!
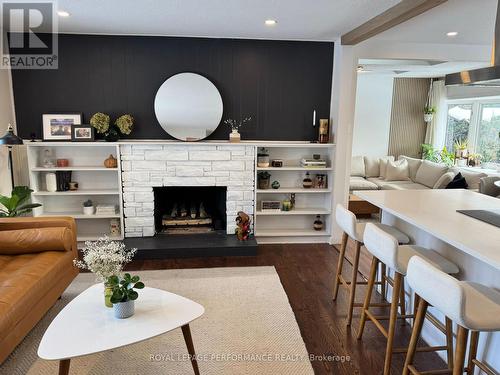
[
  {"left": 352, "top": 74, "right": 394, "bottom": 157},
  {"left": 0, "top": 68, "right": 15, "bottom": 196}
]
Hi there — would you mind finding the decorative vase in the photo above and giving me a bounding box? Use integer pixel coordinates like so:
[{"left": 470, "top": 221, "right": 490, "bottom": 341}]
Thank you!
[
  {"left": 104, "top": 284, "right": 113, "bottom": 308},
  {"left": 104, "top": 154, "right": 118, "bottom": 168},
  {"left": 303, "top": 172, "right": 313, "bottom": 189},
  {"left": 104, "top": 128, "right": 120, "bottom": 142},
  {"left": 313, "top": 215, "right": 324, "bottom": 231},
  {"left": 257, "top": 149, "right": 270, "bottom": 168},
  {"left": 83, "top": 206, "right": 94, "bottom": 215},
  {"left": 45, "top": 173, "right": 57, "bottom": 192},
  {"left": 424, "top": 113, "right": 434, "bottom": 123},
  {"left": 229, "top": 129, "right": 241, "bottom": 143},
  {"left": 258, "top": 178, "right": 270, "bottom": 190},
  {"left": 113, "top": 300, "right": 135, "bottom": 319},
  {"left": 271, "top": 180, "right": 280, "bottom": 189}
]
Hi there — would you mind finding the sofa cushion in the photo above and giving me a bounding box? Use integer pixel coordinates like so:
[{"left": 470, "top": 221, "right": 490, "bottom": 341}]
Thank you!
[
  {"left": 364, "top": 157, "right": 380, "bottom": 178},
  {"left": 379, "top": 156, "right": 395, "bottom": 179},
  {"left": 367, "top": 177, "right": 391, "bottom": 188},
  {"left": 399, "top": 155, "right": 423, "bottom": 181},
  {"left": 351, "top": 156, "right": 365, "bottom": 177},
  {"left": 0, "top": 227, "right": 72, "bottom": 255},
  {"left": 381, "top": 182, "right": 430, "bottom": 190},
  {"left": 452, "top": 168, "right": 488, "bottom": 190},
  {"left": 349, "top": 176, "right": 379, "bottom": 191},
  {"left": 415, "top": 160, "right": 449, "bottom": 188},
  {"left": 433, "top": 171, "right": 456, "bottom": 189},
  {"left": 385, "top": 159, "right": 410, "bottom": 181}
]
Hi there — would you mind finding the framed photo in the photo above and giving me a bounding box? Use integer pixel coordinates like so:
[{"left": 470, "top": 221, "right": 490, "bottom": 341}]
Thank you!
[
  {"left": 261, "top": 200, "right": 281, "bottom": 211},
  {"left": 42, "top": 113, "right": 82, "bottom": 141},
  {"left": 71, "top": 125, "right": 94, "bottom": 142}
]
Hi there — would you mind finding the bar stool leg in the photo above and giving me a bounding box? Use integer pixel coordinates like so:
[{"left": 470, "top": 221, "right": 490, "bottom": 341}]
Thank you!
[
  {"left": 347, "top": 240, "right": 361, "bottom": 326},
  {"left": 383, "top": 272, "right": 403, "bottom": 375},
  {"left": 402, "top": 296, "right": 429, "bottom": 375},
  {"left": 399, "top": 278, "right": 406, "bottom": 326},
  {"left": 466, "top": 331, "right": 479, "bottom": 375},
  {"left": 333, "top": 232, "right": 348, "bottom": 301},
  {"left": 357, "top": 256, "right": 379, "bottom": 340},
  {"left": 381, "top": 263, "right": 387, "bottom": 300},
  {"left": 445, "top": 317, "right": 454, "bottom": 371},
  {"left": 454, "top": 325, "right": 469, "bottom": 375}
]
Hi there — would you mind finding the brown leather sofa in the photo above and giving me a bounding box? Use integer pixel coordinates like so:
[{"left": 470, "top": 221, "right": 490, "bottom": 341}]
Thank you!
[{"left": 0, "top": 217, "right": 79, "bottom": 364}]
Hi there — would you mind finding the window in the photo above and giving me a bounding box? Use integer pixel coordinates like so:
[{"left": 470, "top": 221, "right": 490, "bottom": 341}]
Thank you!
[{"left": 445, "top": 99, "right": 500, "bottom": 164}]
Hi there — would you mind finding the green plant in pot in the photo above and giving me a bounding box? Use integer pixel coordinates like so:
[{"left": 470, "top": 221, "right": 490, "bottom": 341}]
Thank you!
[
  {"left": 90, "top": 112, "right": 135, "bottom": 142},
  {"left": 423, "top": 106, "right": 436, "bottom": 123},
  {"left": 0, "top": 186, "right": 41, "bottom": 217},
  {"left": 257, "top": 171, "right": 271, "bottom": 189},
  {"left": 108, "top": 273, "right": 145, "bottom": 319}
]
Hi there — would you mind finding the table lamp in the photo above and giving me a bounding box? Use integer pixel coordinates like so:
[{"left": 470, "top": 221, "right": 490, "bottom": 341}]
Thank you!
[{"left": 0, "top": 124, "right": 23, "bottom": 188}]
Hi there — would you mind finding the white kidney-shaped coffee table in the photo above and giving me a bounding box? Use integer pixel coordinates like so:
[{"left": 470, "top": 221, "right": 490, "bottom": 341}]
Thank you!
[{"left": 38, "top": 284, "right": 205, "bottom": 375}]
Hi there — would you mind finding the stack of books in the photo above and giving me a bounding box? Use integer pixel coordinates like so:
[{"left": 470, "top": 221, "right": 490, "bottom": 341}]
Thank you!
[
  {"left": 95, "top": 205, "right": 117, "bottom": 215},
  {"left": 300, "top": 158, "right": 327, "bottom": 168}
]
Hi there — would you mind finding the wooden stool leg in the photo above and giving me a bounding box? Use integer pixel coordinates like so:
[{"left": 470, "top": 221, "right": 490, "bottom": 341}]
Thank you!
[
  {"left": 399, "top": 277, "right": 406, "bottom": 326},
  {"left": 445, "top": 317, "right": 454, "bottom": 371},
  {"left": 333, "top": 232, "right": 348, "bottom": 301},
  {"left": 454, "top": 325, "right": 469, "bottom": 375},
  {"left": 466, "top": 331, "right": 479, "bottom": 375},
  {"left": 403, "top": 297, "right": 429, "bottom": 375},
  {"left": 383, "top": 272, "right": 403, "bottom": 375},
  {"left": 357, "top": 257, "right": 379, "bottom": 340},
  {"left": 58, "top": 359, "right": 71, "bottom": 375},
  {"left": 347, "top": 240, "right": 362, "bottom": 326},
  {"left": 182, "top": 324, "right": 200, "bottom": 375},
  {"left": 381, "top": 263, "right": 387, "bottom": 300}
]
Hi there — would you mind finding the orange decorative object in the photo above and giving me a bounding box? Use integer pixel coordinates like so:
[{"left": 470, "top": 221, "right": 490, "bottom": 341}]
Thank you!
[
  {"left": 104, "top": 154, "right": 118, "bottom": 168},
  {"left": 235, "top": 211, "right": 251, "bottom": 241},
  {"left": 56, "top": 159, "right": 69, "bottom": 167}
]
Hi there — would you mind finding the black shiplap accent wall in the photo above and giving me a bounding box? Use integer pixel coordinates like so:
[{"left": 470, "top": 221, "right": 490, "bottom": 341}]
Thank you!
[{"left": 11, "top": 34, "right": 334, "bottom": 140}]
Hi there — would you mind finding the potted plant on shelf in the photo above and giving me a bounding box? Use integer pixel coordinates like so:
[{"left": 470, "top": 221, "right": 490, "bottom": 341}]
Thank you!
[
  {"left": 423, "top": 106, "right": 436, "bottom": 123},
  {"left": 257, "top": 148, "right": 270, "bottom": 167},
  {"left": 0, "top": 186, "right": 41, "bottom": 217},
  {"left": 82, "top": 199, "right": 94, "bottom": 215},
  {"left": 73, "top": 236, "right": 137, "bottom": 307},
  {"left": 257, "top": 171, "right": 271, "bottom": 189},
  {"left": 90, "top": 112, "right": 135, "bottom": 142},
  {"left": 468, "top": 153, "right": 482, "bottom": 167},
  {"left": 108, "top": 273, "right": 145, "bottom": 319},
  {"left": 223, "top": 116, "right": 251, "bottom": 143},
  {"left": 454, "top": 139, "right": 469, "bottom": 166}
]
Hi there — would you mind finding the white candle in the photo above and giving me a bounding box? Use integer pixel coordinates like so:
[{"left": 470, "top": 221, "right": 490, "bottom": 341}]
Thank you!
[{"left": 313, "top": 110, "right": 316, "bottom": 126}]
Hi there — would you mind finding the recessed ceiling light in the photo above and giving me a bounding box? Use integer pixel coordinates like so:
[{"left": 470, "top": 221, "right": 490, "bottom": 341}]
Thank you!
[
  {"left": 447, "top": 31, "right": 458, "bottom": 37},
  {"left": 265, "top": 19, "right": 277, "bottom": 26},
  {"left": 57, "top": 10, "right": 70, "bottom": 17}
]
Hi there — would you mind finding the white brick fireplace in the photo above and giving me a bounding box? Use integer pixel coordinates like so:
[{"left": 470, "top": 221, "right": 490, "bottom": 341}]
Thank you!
[{"left": 120, "top": 144, "right": 255, "bottom": 237}]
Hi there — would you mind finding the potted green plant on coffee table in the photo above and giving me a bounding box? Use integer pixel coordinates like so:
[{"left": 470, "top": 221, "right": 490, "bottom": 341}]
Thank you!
[{"left": 108, "top": 273, "right": 145, "bottom": 319}]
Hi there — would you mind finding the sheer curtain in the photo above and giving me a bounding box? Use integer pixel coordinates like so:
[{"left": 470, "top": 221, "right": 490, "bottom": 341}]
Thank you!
[{"left": 424, "top": 79, "right": 447, "bottom": 149}]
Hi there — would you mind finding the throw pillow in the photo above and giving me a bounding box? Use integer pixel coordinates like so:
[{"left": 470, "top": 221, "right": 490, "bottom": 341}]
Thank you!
[
  {"left": 414, "top": 160, "right": 449, "bottom": 188},
  {"left": 433, "top": 171, "right": 456, "bottom": 189},
  {"left": 450, "top": 168, "right": 488, "bottom": 190},
  {"left": 385, "top": 159, "right": 410, "bottom": 181},
  {"left": 379, "top": 156, "right": 395, "bottom": 179},
  {"left": 446, "top": 172, "right": 468, "bottom": 189},
  {"left": 398, "top": 155, "right": 423, "bottom": 181},
  {"left": 364, "top": 156, "right": 380, "bottom": 178},
  {"left": 351, "top": 156, "right": 365, "bottom": 177}
]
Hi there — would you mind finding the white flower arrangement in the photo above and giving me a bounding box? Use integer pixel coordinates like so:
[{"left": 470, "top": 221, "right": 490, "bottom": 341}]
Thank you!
[{"left": 73, "top": 236, "right": 137, "bottom": 282}]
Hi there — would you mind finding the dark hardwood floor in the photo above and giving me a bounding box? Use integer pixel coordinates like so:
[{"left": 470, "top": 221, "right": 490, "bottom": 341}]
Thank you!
[{"left": 123, "top": 243, "right": 446, "bottom": 375}]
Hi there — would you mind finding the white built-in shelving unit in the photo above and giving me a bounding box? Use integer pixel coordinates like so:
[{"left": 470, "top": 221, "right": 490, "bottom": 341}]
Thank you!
[
  {"left": 253, "top": 144, "right": 334, "bottom": 244},
  {"left": 26, "top": 142, "right": 124, "bottom": 242}
]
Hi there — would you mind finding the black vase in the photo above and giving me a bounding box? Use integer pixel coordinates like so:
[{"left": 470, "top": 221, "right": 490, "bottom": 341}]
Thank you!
[{"left": 104, "top": 128, "right": 120, "bottom": 142}]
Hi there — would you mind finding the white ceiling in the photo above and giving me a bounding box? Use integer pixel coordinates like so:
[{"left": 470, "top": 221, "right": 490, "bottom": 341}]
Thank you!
[
  {"left": 372, "top": 0, "right": 497, "bottom": 45},
  {"left": 56, "top": 0, "right": 400, "bottom": 41}
]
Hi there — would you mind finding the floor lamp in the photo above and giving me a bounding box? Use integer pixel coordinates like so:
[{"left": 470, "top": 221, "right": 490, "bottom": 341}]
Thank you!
[{"left": 0, "top": 124, "right": 24, "bottom": 189}]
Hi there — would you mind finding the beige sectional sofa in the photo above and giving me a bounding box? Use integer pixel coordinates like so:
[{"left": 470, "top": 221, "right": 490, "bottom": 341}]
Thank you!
[{"left": 350, "top": 155, "right": 487, "bottom": 192}]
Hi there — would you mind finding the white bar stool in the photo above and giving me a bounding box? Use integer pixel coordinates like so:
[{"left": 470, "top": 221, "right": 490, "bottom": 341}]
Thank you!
[
  {"left": 405, "top": 256, "right": 500, "bottom": 375},
  {"left": 332, "top": 204, "right": 410, "bottom": 326},
  {"left": 357, "top": 223, "right": 459, "bottom": 375}
]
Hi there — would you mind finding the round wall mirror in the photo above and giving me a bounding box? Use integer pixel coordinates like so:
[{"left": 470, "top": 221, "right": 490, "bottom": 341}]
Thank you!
[{"left": 154, "top": 73, "right": 223, "bottom": 141}]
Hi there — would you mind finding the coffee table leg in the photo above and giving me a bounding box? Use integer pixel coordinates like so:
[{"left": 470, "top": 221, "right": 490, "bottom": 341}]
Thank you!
[
  {"left": 58, "top": 359, "right": 70, "bottom": 375},
  {"left": 181, "top": 324, "right": 200, "bottom": 375}
]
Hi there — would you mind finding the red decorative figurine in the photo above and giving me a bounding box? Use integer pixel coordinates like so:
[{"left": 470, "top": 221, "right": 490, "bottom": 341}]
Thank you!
[{"left": 235, "top": 211, "right": 251, "bottom": 241}]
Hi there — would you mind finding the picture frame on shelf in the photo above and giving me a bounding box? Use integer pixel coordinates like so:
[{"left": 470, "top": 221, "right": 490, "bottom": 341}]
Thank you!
[
  {"left": 261, "top": 200, "right": 281, "bottom": 211},
  {"left": 42, "top": 113, "right": 82, "bottom": 141},
  {"left": 71, "top": 125, "right": 95, "bottom": 142}
]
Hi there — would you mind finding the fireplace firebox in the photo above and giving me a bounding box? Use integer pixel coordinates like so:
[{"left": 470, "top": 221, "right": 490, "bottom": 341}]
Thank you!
[{"left": 153, "top": 187, "right": 227, "bottom": 235}]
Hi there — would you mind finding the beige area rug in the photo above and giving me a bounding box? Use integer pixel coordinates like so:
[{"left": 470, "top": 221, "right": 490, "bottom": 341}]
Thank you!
[{"left": 1, "top": 267, "right": 314, "bottom": 375}]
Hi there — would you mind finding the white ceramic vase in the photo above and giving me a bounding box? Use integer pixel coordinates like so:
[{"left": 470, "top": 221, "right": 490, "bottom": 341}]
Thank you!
[
  {"left": 229, "top": 129, "right": 240, "bottom": 143},
  {"left": 83, "top": 206, "right": 94, "bottom": 215}
]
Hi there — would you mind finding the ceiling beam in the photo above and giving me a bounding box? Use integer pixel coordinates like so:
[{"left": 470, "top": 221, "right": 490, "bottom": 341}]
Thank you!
[{"left": 341, "top": 0, "right": 448, "bottom": 45}]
